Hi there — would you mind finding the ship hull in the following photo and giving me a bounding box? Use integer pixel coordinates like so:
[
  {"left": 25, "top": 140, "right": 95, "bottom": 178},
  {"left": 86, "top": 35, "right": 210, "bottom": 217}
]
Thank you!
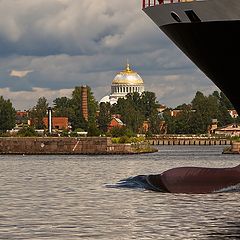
[
  {"left": 147, "top": 165, "right": 240, "bottom": 194},
  {"left": 144, "top": 0, "right": 240, "bottom": 113}
]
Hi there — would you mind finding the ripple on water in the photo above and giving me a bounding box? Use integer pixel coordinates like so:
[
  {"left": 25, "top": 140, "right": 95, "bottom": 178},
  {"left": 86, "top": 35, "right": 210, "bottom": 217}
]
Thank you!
[{"left": 0, "top": 146, "right": 240, "bottom": 239}]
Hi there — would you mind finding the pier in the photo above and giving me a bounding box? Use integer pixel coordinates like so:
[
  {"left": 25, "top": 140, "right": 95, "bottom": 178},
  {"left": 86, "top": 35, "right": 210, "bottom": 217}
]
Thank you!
[{"left": 147, "top": 135, "right": 232, "bottom": 146}]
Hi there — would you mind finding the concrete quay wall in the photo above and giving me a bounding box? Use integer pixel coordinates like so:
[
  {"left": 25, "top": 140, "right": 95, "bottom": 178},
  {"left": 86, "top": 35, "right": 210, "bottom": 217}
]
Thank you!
[
  {"left": 0, "top": 137, "right": 154, "bottom": 155},
  {"left": 148, "top": 137, "right": 231, "bottom": 146},
  {"left": 224, "top": 142, "right": 240, "bottom": 154},
  {"left": 231, "top": 142, "right": 240, "bottom": 153}
]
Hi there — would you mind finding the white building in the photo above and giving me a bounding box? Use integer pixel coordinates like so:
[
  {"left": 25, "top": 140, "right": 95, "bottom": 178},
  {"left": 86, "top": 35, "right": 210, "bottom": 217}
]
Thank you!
[
  {"left": 214, "top": 124, "right": 240, "bottom": 137},
  {"left": 100, "top": 63, "right": 145, "bottom": 104}
]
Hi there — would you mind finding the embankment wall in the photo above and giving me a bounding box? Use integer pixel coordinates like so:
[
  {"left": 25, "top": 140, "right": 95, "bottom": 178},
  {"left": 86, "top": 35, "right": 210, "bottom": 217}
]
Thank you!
[{"left": 0, "top": 137, "right": 154, "bottom": 155}]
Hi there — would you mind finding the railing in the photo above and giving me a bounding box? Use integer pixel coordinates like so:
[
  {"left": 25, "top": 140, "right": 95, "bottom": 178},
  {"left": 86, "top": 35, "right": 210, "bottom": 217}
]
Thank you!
[{"left": 142, "top": 0, "right": 184, "bottom": 9}]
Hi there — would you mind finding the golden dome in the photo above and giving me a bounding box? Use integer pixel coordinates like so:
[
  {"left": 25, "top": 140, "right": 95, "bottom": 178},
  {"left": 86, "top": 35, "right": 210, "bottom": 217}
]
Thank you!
[{"left": 112, "top": 64, "right": 144, "bottom": 85}]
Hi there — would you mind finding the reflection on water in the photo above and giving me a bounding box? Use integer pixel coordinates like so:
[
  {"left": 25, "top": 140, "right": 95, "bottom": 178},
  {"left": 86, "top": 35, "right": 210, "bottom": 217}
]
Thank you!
[
  {"left": 0, "top": 145, "right": 240, "bottom": 239},
  {"left": 205, "top": 221, "right": 240, "bottom": 239}
]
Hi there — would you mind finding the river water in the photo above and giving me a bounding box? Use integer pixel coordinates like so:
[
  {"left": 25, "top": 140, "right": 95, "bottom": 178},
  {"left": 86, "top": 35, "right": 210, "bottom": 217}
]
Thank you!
[{"left": 0, "top": 145, "right": 240, "bottom": 240}]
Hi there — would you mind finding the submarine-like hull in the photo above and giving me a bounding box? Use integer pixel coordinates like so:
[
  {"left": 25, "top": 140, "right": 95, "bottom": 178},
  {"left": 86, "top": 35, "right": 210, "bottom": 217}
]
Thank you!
[
  {"left": 143, "top": 0, "right": 240, "bottom": 113},
  {"left": 136, "top": 1, "right": 240, "bottom": 194},
  {"left": 147, "top": 165, "right": 240, "bottom": 194}
]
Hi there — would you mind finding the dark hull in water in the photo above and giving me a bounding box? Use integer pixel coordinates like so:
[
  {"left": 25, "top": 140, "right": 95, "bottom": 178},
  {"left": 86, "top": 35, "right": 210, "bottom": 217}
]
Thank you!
[
  {"left": 161, "top": 20, "right": 240, "bottom": 113},
  {"left": 147, "top": 165, "right": 240, "bottom": 194},
  {"left": 140, "top": 1, "right": 240, "bottom": 194},
  {"left": 113, "top": 165, "right": 240, "bottom": 194},
  {"left": 143, "top": 0, "right": 240, "bottom": 113}
]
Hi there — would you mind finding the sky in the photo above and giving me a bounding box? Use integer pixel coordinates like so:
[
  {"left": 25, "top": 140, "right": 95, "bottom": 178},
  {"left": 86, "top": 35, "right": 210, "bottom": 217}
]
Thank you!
[{"left": 0, "top": 0, "right": 218, "bottom": 110}]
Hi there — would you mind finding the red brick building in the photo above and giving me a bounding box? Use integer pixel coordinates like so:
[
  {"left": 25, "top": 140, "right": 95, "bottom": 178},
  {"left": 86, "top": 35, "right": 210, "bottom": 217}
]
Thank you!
[
  {"left": 108, "top": 117, "right": 125, "bottom": 131},
  {"left": 43, "top": 117, "right": 69, "bottom": 130},
  {"left": 16, "top": 111, "right": 28, "bottom": 118}
]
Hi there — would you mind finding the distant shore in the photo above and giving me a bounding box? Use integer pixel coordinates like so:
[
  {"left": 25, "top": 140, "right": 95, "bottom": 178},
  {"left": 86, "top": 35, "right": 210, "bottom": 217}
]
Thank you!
[{"left": 147, "top": 135, "right": 232, "bottom": 146}]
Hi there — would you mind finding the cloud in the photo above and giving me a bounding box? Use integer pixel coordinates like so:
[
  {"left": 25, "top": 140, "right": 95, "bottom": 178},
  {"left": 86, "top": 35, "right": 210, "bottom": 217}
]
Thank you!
[
  {"left": 0, "top": 0, "right": 153, "bottom": 56},
  {"left": 0, "top": 87, "right": 73, "bottom": 110},
  {"left": 0, "top": 0, "right": 218, "bottom": 110},
  {"left": 10, "top": 70, "right": 33, "bottom": 78}
]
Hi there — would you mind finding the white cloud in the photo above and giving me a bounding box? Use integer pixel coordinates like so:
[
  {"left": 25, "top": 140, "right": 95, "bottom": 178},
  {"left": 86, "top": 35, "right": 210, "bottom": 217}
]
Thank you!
[
  {"left": 0, "top": 87, "right": 73, "bottom": 110},
  {"left": 10, "top": 70, "right": 33, "bottom": 78}
]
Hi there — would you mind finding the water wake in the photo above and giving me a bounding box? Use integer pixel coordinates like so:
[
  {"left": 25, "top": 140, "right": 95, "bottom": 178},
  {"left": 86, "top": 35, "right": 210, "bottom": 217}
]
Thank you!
[
  {"left": 106, "top": 175, "right": 167, "bottom": 192},
  {"left": 215, "top": 183, "right": 240, "bottom": 193}
]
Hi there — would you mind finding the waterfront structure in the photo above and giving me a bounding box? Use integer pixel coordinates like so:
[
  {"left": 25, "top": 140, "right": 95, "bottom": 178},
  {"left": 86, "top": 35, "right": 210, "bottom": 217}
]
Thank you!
[
  {"left": 100, "top": 63, "right": 145, "bottom": 104},
  {"left": 143, "top": 0, "right": 240, "bottom": 114},
  {"left": 0, "top": 137, "right": 157, "bottom": 155}
]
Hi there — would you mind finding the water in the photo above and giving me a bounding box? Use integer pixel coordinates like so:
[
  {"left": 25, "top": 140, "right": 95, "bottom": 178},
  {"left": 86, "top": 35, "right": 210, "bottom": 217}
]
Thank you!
[{"left": 0, "top": 145, "right": 240, "bottom": 239}]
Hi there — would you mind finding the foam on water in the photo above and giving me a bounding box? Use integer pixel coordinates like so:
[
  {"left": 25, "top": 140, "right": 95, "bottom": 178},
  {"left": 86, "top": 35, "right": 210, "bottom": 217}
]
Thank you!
[
  {"left": 106, "top": 175, "right": 167, "bottom": 192},
  {"left": 215, "top": 183, "right": 240, "bottom": 193}
]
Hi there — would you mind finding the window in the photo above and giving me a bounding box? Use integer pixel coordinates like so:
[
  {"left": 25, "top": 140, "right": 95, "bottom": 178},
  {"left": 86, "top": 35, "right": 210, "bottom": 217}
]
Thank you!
[
  {"left": 171, "top": 11, "right": 181, "bottom": 23},
  {"left": 185, "top": 10, "right": 201, "bottom": 22}
]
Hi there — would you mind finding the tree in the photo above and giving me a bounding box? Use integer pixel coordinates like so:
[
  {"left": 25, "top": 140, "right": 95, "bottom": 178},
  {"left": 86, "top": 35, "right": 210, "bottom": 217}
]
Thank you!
[
  {"left": 163, "top": 105, "right": 197, "bottom": 134},
  {"left": 220, "top": 91, "right": 234, "bottom": 110},
  {"left": 98, "top": 102, "right": 112, "bottom": 133},
  {"left": 191, "top": 91, "right": 213, "bottom": 133},
  {"left": 110, "top": 91, "right": 161, "bottom": 134},
  {"left": 70, "top": 86, "right": 86, "bottom": 130},
  {"left": 163, "top": 109, "right": 176, "bottom": 134},
  {"left": 17, "top": 126, "right": 39, "bottom": 137},
  {"left": 174, "top": 104, "right": 195, "bottom": 134},
  {"left": 141, "top": 92, "right": 161, "bottom": 134},
  {"left": 53, "top": 97, "right": 74, "bottom": 118},
  {"left": 165, "top": 91, "right": 234, "bottom": 134},
  {"left": 0, "top": 96, "right": 16, "bottom": 132},
  {"left": 51, "top": 86, "right": 99, "bottom": 132},
  {"left": 70, "top": 86, "right": 98, "bottom": 131},
  {"left": 112, "top": 94, "right": 144, "bottom": 133},
  {"left": 110, "top": 126, "right": 135, "bottom": 137},
  {"left": 139, "top": 91, "right": 159, "bottom": 119},
  {"left": 209, "top": 91, "right": 233, "bottom": 127},
  {"left": 29, "top": 97, "right": 49, "bottom": 129}
]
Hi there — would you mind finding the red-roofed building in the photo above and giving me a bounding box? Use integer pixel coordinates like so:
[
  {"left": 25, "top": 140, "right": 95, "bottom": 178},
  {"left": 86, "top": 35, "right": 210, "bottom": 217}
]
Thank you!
[
  {"left": 43, "top": 117, "right": 69, "bottom": 130},
  {"left": 108, "top": 117, "right": 125, "bottom": 131},
  {"left": 228, "top": 109, "right": 238, "bottom": 118},
  {"left": 16, "top": 111, "right": 28, "bottom": 118}
]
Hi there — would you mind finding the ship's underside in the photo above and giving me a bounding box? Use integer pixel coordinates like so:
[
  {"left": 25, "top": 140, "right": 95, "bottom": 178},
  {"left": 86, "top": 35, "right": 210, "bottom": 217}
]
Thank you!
[
  {"left": 144, "top": 0, "right": 240, "bottom": 113},
  {"left": 161, "top": 20, "right": 240, "bottom": 113}
]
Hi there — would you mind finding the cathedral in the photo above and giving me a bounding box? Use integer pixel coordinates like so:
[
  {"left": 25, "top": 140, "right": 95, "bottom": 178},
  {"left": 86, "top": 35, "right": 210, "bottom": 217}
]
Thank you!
[{"left": 100, "top": 63, "right": 145, "bottom": 105}]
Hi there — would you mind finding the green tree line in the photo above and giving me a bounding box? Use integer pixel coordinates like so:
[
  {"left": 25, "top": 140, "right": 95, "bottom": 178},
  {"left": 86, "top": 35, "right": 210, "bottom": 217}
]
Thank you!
[
  {"left": 163, "top": 91, "right": 236, "bottom": 134},
  {"left": 0, "top": 88, "right": 238, "bottom": 136},
  {"left": 0, "top": 96, "right": 16, "bottom": 132}
]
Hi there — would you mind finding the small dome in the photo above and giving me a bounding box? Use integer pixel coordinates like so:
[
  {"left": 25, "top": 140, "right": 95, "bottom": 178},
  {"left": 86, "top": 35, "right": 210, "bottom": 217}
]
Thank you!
[
  {"left": 99, "top": 95, "right": 118, "bottom": 105},
  {"left": 99, "top": 95, "right": 110, "bottom": 103},
  {"left": 112, "top": 64, "right": 144, "bottom": 85}
]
